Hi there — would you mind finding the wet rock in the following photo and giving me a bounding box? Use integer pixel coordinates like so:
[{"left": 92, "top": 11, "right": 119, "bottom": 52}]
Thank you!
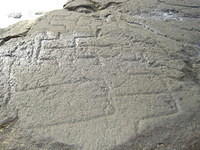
[
  {"left": 0, "top": 0, "right": 200, "bottom": 149},
  {"left": 63, "top": 0, "right": 122, "bottom": 13}
]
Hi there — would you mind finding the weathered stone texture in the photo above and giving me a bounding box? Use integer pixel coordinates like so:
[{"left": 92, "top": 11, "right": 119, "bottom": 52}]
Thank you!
[{"left": 0, "top": 0, "right": 200, "bottom": 150}]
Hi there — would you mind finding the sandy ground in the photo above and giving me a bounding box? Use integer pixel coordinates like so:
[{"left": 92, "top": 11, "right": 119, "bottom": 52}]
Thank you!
[{"left": 0, "top": 0, "right": 68, "bottom": 28}]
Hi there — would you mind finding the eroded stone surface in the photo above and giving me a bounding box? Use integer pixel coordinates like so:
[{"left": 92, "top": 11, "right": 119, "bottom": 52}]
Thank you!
[{"left": 0, "top": 0, "right": 200, "bottom": 150}]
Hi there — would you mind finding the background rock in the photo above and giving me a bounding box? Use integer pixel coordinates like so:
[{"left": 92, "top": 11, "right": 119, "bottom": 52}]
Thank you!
[{"left": 8, "top": 12, "right": 22, "bottom": 19}]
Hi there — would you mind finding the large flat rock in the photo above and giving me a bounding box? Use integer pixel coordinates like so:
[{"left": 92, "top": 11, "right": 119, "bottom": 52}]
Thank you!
[{"left": 0, "top": 0, "right": 200, "bottom": 150}]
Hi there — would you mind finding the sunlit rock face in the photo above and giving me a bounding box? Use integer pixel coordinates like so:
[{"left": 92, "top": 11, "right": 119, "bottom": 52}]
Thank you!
[{"left": 0, "top": 0, "right": 200, "bottom": 150}]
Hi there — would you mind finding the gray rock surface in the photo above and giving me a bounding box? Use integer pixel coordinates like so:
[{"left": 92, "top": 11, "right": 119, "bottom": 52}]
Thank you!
[{"left": 0, "top": 0, "right": 200, "bottom": 150}]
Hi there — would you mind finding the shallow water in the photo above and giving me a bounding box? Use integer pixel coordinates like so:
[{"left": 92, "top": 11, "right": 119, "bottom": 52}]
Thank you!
[{"left": 0, "top": 0, "right": 68, "bottom": 28}]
